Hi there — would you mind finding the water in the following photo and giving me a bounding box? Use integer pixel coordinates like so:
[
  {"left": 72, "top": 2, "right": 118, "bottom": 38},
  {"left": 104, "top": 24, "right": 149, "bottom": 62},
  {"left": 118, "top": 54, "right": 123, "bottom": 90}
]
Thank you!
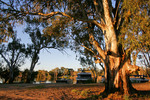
[
  {"left": 33, "top": 81, "right": 52, "bottom": 84},
  {"left": 0, "top": 78, "right": 3, "bottom": 83}
]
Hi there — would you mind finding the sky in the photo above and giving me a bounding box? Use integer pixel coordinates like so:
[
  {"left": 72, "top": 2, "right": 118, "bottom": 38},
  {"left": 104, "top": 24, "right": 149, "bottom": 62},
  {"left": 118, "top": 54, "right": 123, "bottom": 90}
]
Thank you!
[
  {"left": 15, "top": 24, "right": 147, "bottom": 72},
  {"left": 16, "top": 24, "right": 83, "bottom": 71}
]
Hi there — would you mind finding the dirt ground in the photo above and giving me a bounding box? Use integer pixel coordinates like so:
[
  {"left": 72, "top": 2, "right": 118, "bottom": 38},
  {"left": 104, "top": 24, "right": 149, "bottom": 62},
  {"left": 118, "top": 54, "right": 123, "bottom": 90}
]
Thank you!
[{"left": 0, "top": 82, "right": 150, "bottom": 100}]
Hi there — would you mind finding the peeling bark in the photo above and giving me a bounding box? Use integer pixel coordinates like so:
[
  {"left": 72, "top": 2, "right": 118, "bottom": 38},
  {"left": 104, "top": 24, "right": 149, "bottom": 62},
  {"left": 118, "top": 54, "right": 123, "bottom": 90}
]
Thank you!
[
  {"left": 87, "top": 0, "right": 140, "bottom": 94},
  {"left": 102, "top": 55, "right": 139, "bottom": 94}
]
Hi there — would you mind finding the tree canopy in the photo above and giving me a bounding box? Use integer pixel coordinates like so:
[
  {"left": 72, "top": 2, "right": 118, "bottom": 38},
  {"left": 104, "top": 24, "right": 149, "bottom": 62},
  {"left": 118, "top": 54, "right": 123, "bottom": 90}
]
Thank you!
[
  {"left": 0, "top": 35, "right": 26, "bottom": 83},
  {"left": 0, "top": 0, "right": 149, "bottom": 94}
]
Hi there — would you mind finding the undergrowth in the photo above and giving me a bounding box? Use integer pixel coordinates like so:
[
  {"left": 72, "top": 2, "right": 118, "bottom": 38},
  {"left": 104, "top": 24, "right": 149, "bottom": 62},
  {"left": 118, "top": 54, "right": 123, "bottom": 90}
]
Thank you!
[{"left": 71, "top": 89, "right": 91, "bottom": 97}]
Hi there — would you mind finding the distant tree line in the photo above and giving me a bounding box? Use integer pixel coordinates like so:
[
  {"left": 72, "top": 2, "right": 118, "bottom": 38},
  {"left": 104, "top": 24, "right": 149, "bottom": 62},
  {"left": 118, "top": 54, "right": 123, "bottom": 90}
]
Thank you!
[{"left": 0, "top": 66, "right": 105, "bottom": 83}]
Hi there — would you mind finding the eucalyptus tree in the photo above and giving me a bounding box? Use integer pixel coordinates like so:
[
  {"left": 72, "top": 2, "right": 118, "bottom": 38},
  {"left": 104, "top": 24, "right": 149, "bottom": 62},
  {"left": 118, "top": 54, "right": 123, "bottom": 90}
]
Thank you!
[
  {"left": 0, "top": 36, "right": 26, "bottom": 83},
  {"left": 0, "top": 0, "right": 149, "bottom": 94},
  {"left": 24, "top": 17, "right": 69, "bottom": 83}
]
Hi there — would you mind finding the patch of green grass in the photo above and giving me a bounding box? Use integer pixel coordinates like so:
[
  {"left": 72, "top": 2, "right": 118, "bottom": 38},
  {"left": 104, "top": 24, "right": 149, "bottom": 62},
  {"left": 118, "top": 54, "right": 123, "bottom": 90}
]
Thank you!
[
  {"left": 80, "top": 89, "right": 90, "bottom": 97},
  {"left": 71, "top": 89, "right": 91, "bottom": 97},
  {"left": 71, "top": 89, "right": 80, "bottom": 95},
  {"left": 80, "top": 89, "right": 92, "bottom": 97},
  {"left": 123, "top": 94, "right": 131, "bottom": 100},
  {"left": 71, "top": 89, "right": 78, "bottom": 93}
]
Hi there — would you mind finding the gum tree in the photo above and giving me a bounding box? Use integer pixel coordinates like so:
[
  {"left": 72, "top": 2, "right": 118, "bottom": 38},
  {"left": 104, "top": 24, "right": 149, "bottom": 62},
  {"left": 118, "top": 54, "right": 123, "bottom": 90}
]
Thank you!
[
  {"left": 0, "top": 36, "right": 26, "bottom": 83},
  {"left": 24, "top": 17, "right": 69, "bottom": 83},
  {"left": 0, "top": 0, "right": 149, "bottom": 94}
]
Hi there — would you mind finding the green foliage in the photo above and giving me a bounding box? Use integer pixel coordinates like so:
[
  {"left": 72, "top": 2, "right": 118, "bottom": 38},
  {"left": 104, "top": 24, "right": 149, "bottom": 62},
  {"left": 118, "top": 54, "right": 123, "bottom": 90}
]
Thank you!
[
  {"left": 21, "top": 69, "right": 30, "bottom": 83},
  {"left": 0, "top": 14, "right": 14, "bottom": 43},
  {"left": 24, "top": 14, "right": 69, "bottom": 83},
  {"left": 71, "top": 89, "right": 90, "bottom": 97},
  {"left": 0, "top": 36, "right": 26, "bottom": 67},
  {"left": 0, "top": 36, "right": 26, "bottom": 83},
  {"left": 0, "top": 68, "right": 9, "bottom": 83},
  {"left": 71, "top": 89, "right": 81, "bottom": 95},
  {"left": 0, "top": 67, "right": 20, "bottom": 83},
  {"left": 124, "top": 95, "right": 131, "bottom": 100},
  {"left": 120, "top": 0, "right": 150, "bottom": 54},
  {"left": 0, "top": 0, "right": 149, "bottom": 94}
]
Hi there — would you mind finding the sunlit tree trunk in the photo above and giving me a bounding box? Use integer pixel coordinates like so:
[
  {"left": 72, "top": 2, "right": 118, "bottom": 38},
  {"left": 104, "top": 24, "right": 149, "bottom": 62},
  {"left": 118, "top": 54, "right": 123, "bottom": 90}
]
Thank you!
[{"left": 90, "top": 0, "right": 139, "bottom": 94}]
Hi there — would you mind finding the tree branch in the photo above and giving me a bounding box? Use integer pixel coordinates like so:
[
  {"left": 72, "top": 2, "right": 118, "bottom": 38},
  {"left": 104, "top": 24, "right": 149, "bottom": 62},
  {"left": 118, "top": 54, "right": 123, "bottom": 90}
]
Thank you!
[
  {"left": 37, "top": 12, "right": 73, "bottom": 19},
  {"left": 39, "top": 11, "right": 106, "bottom": 30},
  {"left": 81, "top": 45, "right": 95, "bottom": 54},
  {"left": 89, "top": 33, "right": 105, "bottom": 60},
  {"left": 0, "top": 0, "right": 11, "bottom": 7},
  {"left": 0, "top": 53, "right": 11, "bottom": 68},
  {"left": 13, "top": 52, "right": 21, "bottom": 66},
  {"left": 113, "top": 0, "right": 121, "bottom": 25}
]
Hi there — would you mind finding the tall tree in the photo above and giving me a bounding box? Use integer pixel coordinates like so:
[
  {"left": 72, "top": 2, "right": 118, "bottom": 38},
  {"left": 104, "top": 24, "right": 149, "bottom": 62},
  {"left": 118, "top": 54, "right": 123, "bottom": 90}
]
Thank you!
[
  {"left": 24, "top": 16, "right": 69, "bottom": 83},
  {"left": 0, "top": 0, "right": 149, "bottom": 94},
  {"left": 0, "top": 36, "right": 26, "bottom": 83}
]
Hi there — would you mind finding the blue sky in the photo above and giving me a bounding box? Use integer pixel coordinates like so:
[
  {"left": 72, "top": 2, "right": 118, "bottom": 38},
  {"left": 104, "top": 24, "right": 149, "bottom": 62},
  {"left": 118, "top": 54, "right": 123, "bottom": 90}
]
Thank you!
[
  {"left": 16, "top": 24, "right": 83, "bottom": 71},
  {"left": 16, "top": 24, "right": 145, "bottom": 72}
]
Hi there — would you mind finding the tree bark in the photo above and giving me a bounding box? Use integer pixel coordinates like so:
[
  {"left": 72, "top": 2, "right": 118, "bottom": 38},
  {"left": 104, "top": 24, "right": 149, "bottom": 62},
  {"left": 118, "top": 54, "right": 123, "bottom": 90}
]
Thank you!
[
  {"left": 7, "top": 65, "right": 16, "bottom": 84},
  {"left": 8, "top": 69, "right": 14, "bottom": 84},
  {"left": 89, "top": 0, "right": 140, "bottom": 95}
]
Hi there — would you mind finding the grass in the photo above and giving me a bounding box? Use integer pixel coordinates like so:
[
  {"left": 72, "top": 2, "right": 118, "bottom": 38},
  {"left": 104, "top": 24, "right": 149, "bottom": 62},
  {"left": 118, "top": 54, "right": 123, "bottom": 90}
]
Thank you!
[
  {"left": 71, "top": 89, "right": 91, "bottom": 97},
  {"left": 71, "top": 89, "right": 81, "bottom": 95},
  {"left": 80, "top": 89, "right": 90, "bottom": 97},
  {"left": 123, "top": 95, "right": 131, "bottom": 100}
]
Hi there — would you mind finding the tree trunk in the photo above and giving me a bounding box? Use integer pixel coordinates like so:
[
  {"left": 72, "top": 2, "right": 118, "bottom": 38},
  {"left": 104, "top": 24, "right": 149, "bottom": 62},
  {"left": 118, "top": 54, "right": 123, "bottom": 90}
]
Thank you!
[
  {"left": 26, "top": 65, "right": 35, "bottom": 83},
  {"left": 26, "top": 52, "right": 39, "bottom": 83},
  {"left": 97, "top": 0, "right": 139, "bottom": 95},
  {"left": 26, "top": 71, "right": 32, "bottom": 83},
  {"left": 103, "top": 53, "right": 139, "bottom": 94},
  {"left": 8, "top": 68, "right": 14, "bottom": 84}
]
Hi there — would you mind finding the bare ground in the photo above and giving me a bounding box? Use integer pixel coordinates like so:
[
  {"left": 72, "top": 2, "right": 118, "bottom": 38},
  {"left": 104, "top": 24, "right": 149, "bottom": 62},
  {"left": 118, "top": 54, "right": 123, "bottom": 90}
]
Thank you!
[{"left": 0, "top": 82, "right": 150, "bottom": 100}]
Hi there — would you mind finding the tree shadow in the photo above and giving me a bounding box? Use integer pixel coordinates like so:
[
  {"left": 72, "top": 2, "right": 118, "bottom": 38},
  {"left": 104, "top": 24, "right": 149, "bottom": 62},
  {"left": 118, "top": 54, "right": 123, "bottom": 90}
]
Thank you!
[
  {"left": 81, "top": 90, "right": 150, "bottom": 100},
  {"left": 135, "top": 90, "right": 150, "bottom": 97},
  {"left": 0, "top": 96, "right": 23, "bottom": 100}
]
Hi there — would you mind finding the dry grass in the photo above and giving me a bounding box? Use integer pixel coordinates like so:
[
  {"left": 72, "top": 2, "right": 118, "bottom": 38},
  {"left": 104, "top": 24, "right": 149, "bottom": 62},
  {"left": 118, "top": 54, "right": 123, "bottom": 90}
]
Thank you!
[{"left": 0, "top": 83, "right": 149, "bottom": 100}]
